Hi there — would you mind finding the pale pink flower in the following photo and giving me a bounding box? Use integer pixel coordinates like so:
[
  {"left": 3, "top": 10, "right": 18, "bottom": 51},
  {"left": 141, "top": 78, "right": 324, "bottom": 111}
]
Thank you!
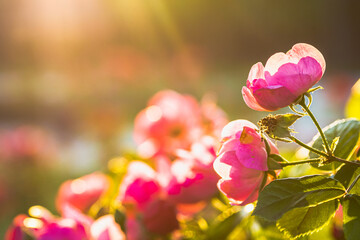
[
  {"left": 166, "top": 137, "right": 219, "bottom": 205},
  {"left": 242, "top": 43, "right": 326, "bottom": 111},
  {"left": 133, "top": 90, "right": 202, "bottom": 157},
  {"left": 56, "top": 172, "right": 110, "bottom": 228},
  {"left": 213, "top": 120, "right": 278, "bottom": 205}
]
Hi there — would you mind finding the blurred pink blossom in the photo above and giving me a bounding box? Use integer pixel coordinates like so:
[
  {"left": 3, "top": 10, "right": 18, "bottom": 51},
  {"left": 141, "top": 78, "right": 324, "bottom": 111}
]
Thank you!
[
  {"left": 242, "top": 43, "right": 326, "bottom": 111},
  {"left": 118, "top": 161, "right": 179, "bottom": 238},
  {"left": 0, "top": 126, "right": 57, "bottom": 163},
  {"left": 134, "top": 90, "right": 202, "bottom": 158},
  {"left": 166, "top": 136, "right": 220, "bottom": 205},
  {"left": 213, "top": 120, "right": 278, "bottom": 205},
  {"left": 56, "top": 172, "right": 110, "bottom": 228},
  {"left": 6, "top": 209, "right": 87, "bottom": 240}
]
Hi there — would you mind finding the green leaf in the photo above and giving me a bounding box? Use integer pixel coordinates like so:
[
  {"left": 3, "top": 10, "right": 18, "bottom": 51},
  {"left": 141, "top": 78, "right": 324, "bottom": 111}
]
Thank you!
[
  {"left": 342, "top": 195, "right": 360, "bottom": 240},
  {"left": 309, "top": 119, "right": 360, "bottom": 171},
  {"left": 277, "top": 199, "right": 339, "bottom": 239},
  {"left": 205, "top": 208, "right": 243, "bottom": 240},
  {"left": 346, "top": 79, "right": 360, "bottom": 120},
  {"left": 334, "top": 164, "right": 360, "bottom": 195},
  {"left": 253, "top": 175, "right": 345, "bottom": 221},
  {"left": 267, "top": 154, "right": 284, "bottom": 171}
]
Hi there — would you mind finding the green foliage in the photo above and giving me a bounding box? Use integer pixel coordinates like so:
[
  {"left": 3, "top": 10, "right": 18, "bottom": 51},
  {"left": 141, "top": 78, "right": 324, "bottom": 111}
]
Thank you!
[
  {"left": 335, "top": 164, "right": 360, "bottom": 194},
  {"left": 346, "top": 79, "right": 360, "bottom": 120},
  {"left": 309, "top": 119, "right": 360, "bottom": 171},
  {"left": 342, "top": 195, "right": 360, "bottom": 240},
  {"left": 277, "top": 199, "right": 339, "bottom": 239},
  {"left": 267, "top": 154, "right": 285, "bottom": 170},
  {"left": 205, "top": 210, "right": 243, "bottom": 240},
  {"left": 253, "top": 175, "right": 345, "bottom": 221}
]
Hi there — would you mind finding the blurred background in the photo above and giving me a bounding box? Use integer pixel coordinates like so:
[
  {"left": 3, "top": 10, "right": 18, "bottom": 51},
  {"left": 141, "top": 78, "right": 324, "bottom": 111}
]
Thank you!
[{"left": 0, "top": 0, "right": 359, "bottom": 234}]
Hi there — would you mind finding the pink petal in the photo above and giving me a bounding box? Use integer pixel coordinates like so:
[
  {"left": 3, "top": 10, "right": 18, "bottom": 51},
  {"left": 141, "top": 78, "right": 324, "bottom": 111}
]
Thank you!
[
  {"left": 242, "top": 87, "right": 269, "bottom": 111},
  {"left": 265, "top": 57, "right": 323, "bottom": 96},
  {"left": 251, "top": 85, "right": 298, "bottom": 111},
  {"left": 214, "top": 151, "right": 264, "bottom": 205},
  {"left": 235, "top": 142, "right": 268, "bottom": 171},
  {"left": 247, "top": 62, "right": 265, "bottom": 84},
  {"left": 265, "top": 43, "right": 325, "bottom": 76},
  {"left": 290, "top": 43, "right": 326, "bottom": 74},
  {"left": 220, "top": 119, "right": 258, "bottom": 140},
  {"left": 265, "top": 52, "right": 295, "bottom": 76},
  {"left": 217, "top": 138, "right": 239, "bottom": 156}
]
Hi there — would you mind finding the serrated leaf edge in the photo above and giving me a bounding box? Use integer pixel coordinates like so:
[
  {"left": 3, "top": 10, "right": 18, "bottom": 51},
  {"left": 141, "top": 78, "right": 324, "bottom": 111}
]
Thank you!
[
  {"left": 253, "top": 175, "right": 346, "bottom": 221},
  {"left": 275, "top": 201, "right": 338, "bottom": 239}
]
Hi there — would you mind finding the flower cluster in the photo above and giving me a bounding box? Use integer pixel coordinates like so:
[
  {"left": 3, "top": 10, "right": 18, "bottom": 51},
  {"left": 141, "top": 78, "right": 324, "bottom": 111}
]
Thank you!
[
  {"left": 6, "top": 90, "right": 228, "bottom": 239},
  {"left": 6, "top": 43, "right": 330, "bottom": 239}
]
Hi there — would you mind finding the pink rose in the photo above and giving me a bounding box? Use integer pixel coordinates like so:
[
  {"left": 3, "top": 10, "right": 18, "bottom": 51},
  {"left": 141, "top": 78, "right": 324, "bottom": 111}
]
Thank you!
[
  {"left": 118, "top": 161, "right": 179, "bottom": 237},
  {"left": 213, "top": 120, "right": 278, "bottom": 205},
  {"left": 55, "top": 172, "right": 110, "bottom": 228},
  {"left": 242, "top": 43, "right": 326, "bottom": 111},
  {"left": 134, "top": 90, "right": 202, "bottom": 158},
  {"left": 166, "top": 137, "right": 219, "bottom": 205},
  {"left": 6, "top": 210, "right": 88, "bottom": 240}
]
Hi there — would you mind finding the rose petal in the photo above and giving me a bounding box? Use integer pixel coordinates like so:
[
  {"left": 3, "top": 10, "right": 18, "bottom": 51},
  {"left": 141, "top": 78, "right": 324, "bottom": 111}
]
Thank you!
[
  {"left": 251, "top": 85, "right": 297, "bottom": 111},
  {"left": 290, "top": 43, "right": 326, "bottom": 74},
  {"left": 242, "top": 87, "right": 269, "bottom": 111},
  {"left": 265, "top": 57, "right": 323, "bottom": 96},
  {"left": 235, "top": 143, "right": 268, "bottom": 171},
  {"left": 214, "top": 151, "right": 264, "bottom": 205},
  {"left": 247, "top": 62, "right": 265, "bottom": 84},
  {"left": 220, "top": 119, "right": 258, "bottom": 140}
]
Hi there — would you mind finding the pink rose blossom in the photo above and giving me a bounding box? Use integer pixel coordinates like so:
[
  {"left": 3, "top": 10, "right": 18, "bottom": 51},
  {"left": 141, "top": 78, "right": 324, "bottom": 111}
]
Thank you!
[
  {"left": 56, "top": 172, "right": 110, "bottom": 228},
  {"left": 166, "top": 137, "right": 220, "bottom": 205},
  {"left": 134, "top": 90, "right": 202, "bottom": 157},
  {"left": 242, "top": 43, "right": 326, "bottom": 111},
  {"left": 6, "top": 210, "right": 88, "bottom": 240},
  {"left": 213, "top": 120, "right": 278, "bottom": 205},
  {"left": 118, "top": 161, "right": 179, "bottom": 237}
]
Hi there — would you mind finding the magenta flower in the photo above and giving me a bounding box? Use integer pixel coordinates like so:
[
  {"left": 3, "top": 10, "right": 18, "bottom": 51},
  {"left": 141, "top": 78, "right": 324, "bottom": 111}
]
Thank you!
[
  {"left": 118, "top": 161, "right": 179, "bottom": 237},
  {"left": 166, "top": 137, "right": 219, "bottom": 205},
  {"left": 6, "top": 209, "right": 88, "bottom": 240},
  {"left": 242, "top": 43, "right": 326, "bottom": 111},
  {"left": 213, "top": 120, "right": 278, "bottom": 205}
]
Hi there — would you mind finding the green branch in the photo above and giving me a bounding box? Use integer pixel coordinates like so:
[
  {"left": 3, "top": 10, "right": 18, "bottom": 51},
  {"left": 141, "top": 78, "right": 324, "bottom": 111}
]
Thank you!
[{"left": 298, "top": 98, "right": 332, "bottom": 155}]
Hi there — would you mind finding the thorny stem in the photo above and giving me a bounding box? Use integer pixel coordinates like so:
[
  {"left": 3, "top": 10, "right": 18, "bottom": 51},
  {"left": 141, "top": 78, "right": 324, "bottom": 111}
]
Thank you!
[{"left": 298, "top": 97, "right": 332, "bottom": 155}]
